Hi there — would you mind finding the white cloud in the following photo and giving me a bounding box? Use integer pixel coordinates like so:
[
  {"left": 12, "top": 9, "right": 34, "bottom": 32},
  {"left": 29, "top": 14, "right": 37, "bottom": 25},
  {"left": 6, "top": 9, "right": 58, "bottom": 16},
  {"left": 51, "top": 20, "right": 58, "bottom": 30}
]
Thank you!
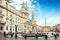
[
  {"left": 9, "top": 0, "right": 36, "bottom": 19},
  {"left": 10, "top": 0, "right": 60, "bottom": 26},
  {"left": 34, "top": 0, "right": 37, "bottom": 3},
  {"left": 10, "top": 0, "right": 35, "bottom": 10},
  {"left": 47, "top": 17, "right": 60, "bottom": 26}
]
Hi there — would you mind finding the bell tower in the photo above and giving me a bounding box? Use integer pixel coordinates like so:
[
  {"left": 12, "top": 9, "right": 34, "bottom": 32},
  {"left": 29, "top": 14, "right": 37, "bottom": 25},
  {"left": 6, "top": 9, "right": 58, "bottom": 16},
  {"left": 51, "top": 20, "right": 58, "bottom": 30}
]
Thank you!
[
  {"left": 32, "top": 13, "right": 34, "bottom": 21},
  {"left": 20, "top": 1, "right": 29, "bottom": 19},
  {"left": 31, "top": 13, "right": 36, "bottom": 24}
]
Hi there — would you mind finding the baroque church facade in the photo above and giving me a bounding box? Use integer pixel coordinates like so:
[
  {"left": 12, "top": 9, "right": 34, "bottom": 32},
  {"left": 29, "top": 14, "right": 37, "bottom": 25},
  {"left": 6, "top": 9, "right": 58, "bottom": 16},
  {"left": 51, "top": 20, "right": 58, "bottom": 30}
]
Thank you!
[{"left": 0, "top": 0, "right": 37, "bottom": 34}]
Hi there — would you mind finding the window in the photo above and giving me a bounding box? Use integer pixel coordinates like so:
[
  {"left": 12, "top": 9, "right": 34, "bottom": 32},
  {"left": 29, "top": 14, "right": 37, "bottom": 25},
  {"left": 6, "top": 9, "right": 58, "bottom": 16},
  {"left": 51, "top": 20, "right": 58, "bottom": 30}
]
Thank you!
[
  {"left": 0, "top": 7, "right": 2, "bottom": 10},
  {"left": 20, "top": 19, "right": 21, "bottom": 22},
  {"left": 0, "top": 0, "right": 2, "bottom": 4},
  {"left": 22, "top": 20, "right": 23, "bottom": 23},
  {"left": 33, "top": 26, "right": 34, "bottom": 29},
  {"left": 0, "top": 9, "right": 2, "bottom": 14},
  {"left": 0, "top": 12, "right": 2, "bottom": 14},
  {"left": 6, "top": 2, "right": 8, "bottom": 8},
  {"left": 10, "top": 26, "right": 12, "bottom": 31},
  {"left": 10, "top": 19, "right": 12, "bottom": 21},
  {"left": 13, "top": 20, "right": 14, "bottom": 22},
  {"left": 0, "top": 17, "right": 2, "bottom": 22},
  {"left": 12, "top": 15, "right": 14, "bottom": 18},
  {"left": 22, "top": 14, "right": 24, "bottom": 17},
  {"left": 6, "top": 2, "right": 8, "bottom": 17},
  {"left": 6, "top": 26, "right": 8, "bottom": 30},
  {"left": 16, "top": 17, "right": 17, "bottom": 20},
  {"left": 13, "top": 27, "right": 14, "bottom": 31},
  {"left": 27, "top": 27, "right": 29, "bottom": 30},
  {"left": 0, "top": 25, "right": 2, "bottom": 30},
  {"left": 18, "top": 28, "right": 19, "bottom": 31},
  {"left": 16, "top": 21, "right": 17, "bottom": 23},
  {"left": 10, "top": 14, "right": 13, "bottom": 18},
  {"left": 18, "top": 18, "right": 19, "bottom": 21},
  {"left": 6, "top": 11, "right": 8, "bottom": 16}
]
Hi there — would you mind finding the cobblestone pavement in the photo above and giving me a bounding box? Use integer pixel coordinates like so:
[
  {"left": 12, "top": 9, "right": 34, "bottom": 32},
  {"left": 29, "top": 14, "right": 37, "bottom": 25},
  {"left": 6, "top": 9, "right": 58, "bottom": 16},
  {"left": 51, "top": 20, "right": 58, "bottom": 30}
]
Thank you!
[
  {"left": 0, "top": 35, "right": 60, "bottom": 40},
  {"left": 0, "top": 37, "right": 58, "bottom": 40}
]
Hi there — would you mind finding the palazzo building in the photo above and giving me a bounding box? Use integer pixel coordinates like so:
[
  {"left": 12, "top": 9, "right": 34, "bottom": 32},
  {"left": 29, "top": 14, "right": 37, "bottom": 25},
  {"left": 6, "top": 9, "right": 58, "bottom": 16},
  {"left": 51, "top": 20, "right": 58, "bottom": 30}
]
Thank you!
[{"left": 0, "top": 0, "right": 37, "bottom": 34}]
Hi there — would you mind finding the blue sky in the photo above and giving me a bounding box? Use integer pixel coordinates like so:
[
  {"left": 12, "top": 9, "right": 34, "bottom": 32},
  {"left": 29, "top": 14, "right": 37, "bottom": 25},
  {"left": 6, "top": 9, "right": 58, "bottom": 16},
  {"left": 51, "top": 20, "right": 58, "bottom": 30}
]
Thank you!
[{"left": 9, "top": 0, "right": 60, "bottom": 26}]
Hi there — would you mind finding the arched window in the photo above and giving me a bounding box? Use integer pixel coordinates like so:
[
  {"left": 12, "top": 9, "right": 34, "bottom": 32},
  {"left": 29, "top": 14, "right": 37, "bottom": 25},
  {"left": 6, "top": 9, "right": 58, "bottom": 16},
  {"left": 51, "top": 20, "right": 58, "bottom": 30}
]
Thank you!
[
  {"left": 6, "top": 27, "right": 8, "bottom": 30},
  {"left": 0, "top": 26, "right": 2, "bottom": 30}
]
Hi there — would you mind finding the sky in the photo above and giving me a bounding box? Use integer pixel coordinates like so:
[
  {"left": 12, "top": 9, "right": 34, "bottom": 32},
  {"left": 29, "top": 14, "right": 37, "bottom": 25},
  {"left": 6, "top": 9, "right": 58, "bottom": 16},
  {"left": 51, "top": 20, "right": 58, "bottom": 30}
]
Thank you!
[{"left": 9, "top": 0, "right": 60, "bottom": 26}]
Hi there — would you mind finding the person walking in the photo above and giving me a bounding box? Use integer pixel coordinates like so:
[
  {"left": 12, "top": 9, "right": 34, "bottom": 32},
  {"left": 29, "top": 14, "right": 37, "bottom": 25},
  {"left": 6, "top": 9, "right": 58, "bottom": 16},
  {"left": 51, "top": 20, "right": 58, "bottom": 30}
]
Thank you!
[
  {"left": 3, "top": 32, "right": 6, "bottom": 37},
  {"left": 45, "top": 35, "right": 47, "bottom": 40}
]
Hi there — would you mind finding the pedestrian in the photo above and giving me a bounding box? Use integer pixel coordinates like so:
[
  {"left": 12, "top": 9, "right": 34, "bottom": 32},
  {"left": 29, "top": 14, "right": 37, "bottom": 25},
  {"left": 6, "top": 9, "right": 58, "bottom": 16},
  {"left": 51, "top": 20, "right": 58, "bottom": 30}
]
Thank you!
[
  {"left": 36, "top": 34, "right": 38, "bottom": 39},
  {"left": 15, "top": 34, "right": 17, "bottom": 38},
  {"left": 56, "top": 33, "right": 59, "bottom": 37},
  {"left": 45, "top": 35, "right": 47, "bottom": 40},
  {"left": 25, "top": 34, "right": 27, "bottom": 39},
  {"left": 11, "top": 33, "right": 13, "bottom": 38},
  {"left": 54, "top": 34, "right": 57, "bottom": 39},
  {"left": 3, "top": 32, "right": 6, "bottom": 37}
]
